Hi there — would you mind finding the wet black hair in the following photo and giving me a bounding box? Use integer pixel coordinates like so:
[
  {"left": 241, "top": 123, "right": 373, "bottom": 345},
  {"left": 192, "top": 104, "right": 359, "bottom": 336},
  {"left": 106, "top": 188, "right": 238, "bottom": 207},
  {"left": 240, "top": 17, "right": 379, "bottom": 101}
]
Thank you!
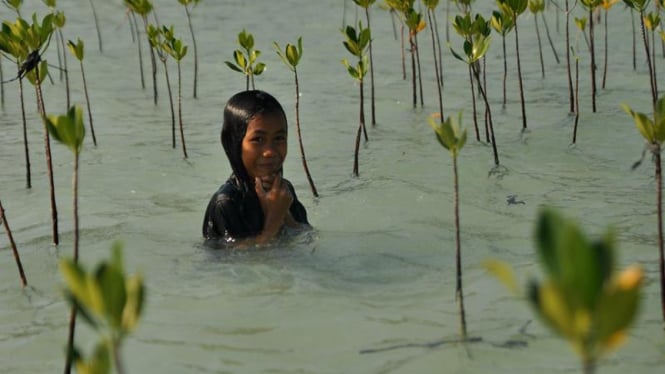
[{"left": 221, "top": 90, "right": 288, "bottom": 188}]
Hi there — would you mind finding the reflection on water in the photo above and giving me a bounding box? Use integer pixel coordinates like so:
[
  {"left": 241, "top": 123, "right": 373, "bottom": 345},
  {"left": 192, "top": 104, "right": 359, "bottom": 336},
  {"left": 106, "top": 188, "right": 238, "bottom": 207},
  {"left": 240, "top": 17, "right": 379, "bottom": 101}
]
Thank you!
[{"left": 1, "top": 1, "right": 665, "bottom": 373}]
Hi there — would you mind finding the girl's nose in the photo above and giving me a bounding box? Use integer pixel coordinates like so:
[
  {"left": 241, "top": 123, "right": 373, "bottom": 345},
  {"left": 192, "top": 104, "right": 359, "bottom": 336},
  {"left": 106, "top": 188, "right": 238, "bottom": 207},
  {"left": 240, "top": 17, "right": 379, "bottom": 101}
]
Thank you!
[{"left": 262, "top": 146, "right": 276, "bottom": 157}]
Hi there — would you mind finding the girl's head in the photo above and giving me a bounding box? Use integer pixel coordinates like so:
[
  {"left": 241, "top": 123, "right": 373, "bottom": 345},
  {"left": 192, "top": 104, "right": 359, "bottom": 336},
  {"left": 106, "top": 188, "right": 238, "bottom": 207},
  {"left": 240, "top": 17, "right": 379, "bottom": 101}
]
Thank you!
[{"left": 221, "top": 90, "right": 288, "bottom": 188}]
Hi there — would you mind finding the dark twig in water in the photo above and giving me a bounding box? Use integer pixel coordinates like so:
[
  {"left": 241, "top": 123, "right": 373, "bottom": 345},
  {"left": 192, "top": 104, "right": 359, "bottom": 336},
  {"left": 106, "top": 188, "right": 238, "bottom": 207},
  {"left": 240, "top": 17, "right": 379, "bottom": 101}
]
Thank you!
[{"left": 359, "top": 336, "right": 482, "bottom": 354}]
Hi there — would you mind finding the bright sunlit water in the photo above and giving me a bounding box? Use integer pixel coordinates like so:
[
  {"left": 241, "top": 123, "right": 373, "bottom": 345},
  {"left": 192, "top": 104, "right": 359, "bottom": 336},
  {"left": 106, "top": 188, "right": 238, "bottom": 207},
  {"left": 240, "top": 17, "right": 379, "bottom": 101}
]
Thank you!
[{"left": 1, "top": 1, "right": 664, "bottom": 373}]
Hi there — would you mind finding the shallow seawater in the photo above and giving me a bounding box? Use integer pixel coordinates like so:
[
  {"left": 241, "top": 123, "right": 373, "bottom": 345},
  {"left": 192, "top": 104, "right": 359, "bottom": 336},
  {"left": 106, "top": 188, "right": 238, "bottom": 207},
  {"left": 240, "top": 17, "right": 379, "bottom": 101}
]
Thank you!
[{"left": 1, "top": 1, "right": 665, "bottom": 373}]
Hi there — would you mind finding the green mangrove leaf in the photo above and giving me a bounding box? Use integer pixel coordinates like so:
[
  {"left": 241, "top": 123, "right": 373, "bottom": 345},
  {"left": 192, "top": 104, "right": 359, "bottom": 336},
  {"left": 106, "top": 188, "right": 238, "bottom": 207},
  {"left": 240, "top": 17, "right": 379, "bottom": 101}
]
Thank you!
[
  {"left": 233, "top": 50, "right": 246, "bottom": 69},
  {"left": 483, "top": 259, "right": 520, "bottom": 295},
  {"left": 122, "top": 273, "right": 145, "bottom": 333},
  {"left": 45, "top": 105, "right": 86, "bottom": 155},
  {"left": 60, "top": 259, "right": 90, "bottom": 307},
  {"left": 25, "top": 60, "right": 48, "bottom": 85},
  {"left": 622, "top": 104, "right": 655, "bottom": 143},
  {"left": 95, "top": 263, "right": 127, "bottom": 329},
  {"left": 67, "top": 38, "right": 84, "bottom": 61},
  {"left": 253, "top": 62, "right": 266, "bottom": 75},
  {"left": 594, "top": 266, "right": 642, "bottom": 352},
  {"left": 286, "top": 43, "right": 299, "bottom": 66}
]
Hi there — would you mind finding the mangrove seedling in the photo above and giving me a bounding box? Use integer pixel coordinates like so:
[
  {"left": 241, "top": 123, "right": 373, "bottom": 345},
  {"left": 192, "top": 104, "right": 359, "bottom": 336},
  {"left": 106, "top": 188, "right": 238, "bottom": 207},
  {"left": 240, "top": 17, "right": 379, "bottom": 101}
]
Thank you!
[
  {"left": 428, "top": 111, "right": 468, "bottom": 339},
  {"left": 67, "top": 38, "right": 97, "bottom": 146},
  {"left": 353, "top": 0, "right": 377, "bottom": 126},
  {"left": 450, "top": 29, "right": 500, "bottom": 167},
  {"left": 529, "top": 0, "right": 547, "bottom": 78},
  {"left": 580, "top": 0, "right": 601, "bottom": 112},
  {"left": 644, "top": 11, "right": 660, "bottom": 98},
  {"left": 485, "top": 207, "right": 644, "bottom": 374},
  {"left": 45, "top": 104, "right": 85, "bottom": 374},
  {"left": 147, "top": 24, "right": 176, "bottom": 149},
  {"left": 623, "top": 0, "right": 658, "bottom": 108},
  {"left": 551, "top": 0, "right": 578, "bottom": 113},
  {"left": 161, "top": 28, "right": 189, "bottom": 159},
  {"left": 497, "top": 0, "right": 529, "bottom": 131},
  {"left": 0, "top": 200, "right": 28, "bottom": 288},
  {"left": 404, "top": 6, "right": 425, "bottom": 108},
  {"left": 10, "top": 13, "right": 59, "bottom": 245},
  {"left": 0, "top": 18, "right": 32, "bottom": 188},
  {"left": 178, "top": 0, "right": 201, "bottom": 98},
  {"left": 274, "top": 37, "right": 319, "bottom": 197},
  {"left": 124, "top": 0, "right": 158, "bottom": 105},
  {"left": 383, "top": 0, "right": 411, "bottom": 79},
  {"left": 341, "top": 21, "right": 370, "bottom": 177},
  {"left": 60, "top": 242, "right": 145, "bottom": 374},
  {"left": 491, "top": 9, "right": 515, "bottom": 111},
  {"left": 600, "top": 0, "right": 619, "bottom": 89},
  {"left": 225, "top": 29, "right": 266, "bottom": 90},
  {"left": 451, "top": 12, "right": 487, "bottom": 143},
  {"left": 622, "top": 94, "right": 665, "bottom": 324},
  {"left": 424, "top": 0, "right": 445, "bottom": 122}
]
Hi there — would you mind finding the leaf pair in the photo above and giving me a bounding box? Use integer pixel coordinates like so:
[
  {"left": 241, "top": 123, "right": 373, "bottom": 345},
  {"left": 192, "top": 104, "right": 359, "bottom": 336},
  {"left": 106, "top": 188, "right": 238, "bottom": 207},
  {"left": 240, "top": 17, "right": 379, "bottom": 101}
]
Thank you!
[
  {"left": 45, "top": 105, "right": 85, "bottom": 155},
  {"left": 274, "top": 37, "right": 302, "bottom": 71},
  {"left": 428, "top": 112, "right": 467, "bottom": 158},
  {"left": 622, "top": 96, "right": 665, "bottom": 145},
  {"left": 485, "top": 208, "right": 643, "bottom": 365}
]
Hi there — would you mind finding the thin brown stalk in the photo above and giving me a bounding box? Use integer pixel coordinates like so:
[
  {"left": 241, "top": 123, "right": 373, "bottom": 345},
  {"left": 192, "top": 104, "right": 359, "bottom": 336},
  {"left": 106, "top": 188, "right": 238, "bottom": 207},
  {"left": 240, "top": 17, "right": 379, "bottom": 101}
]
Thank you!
[
  {"left": 18, "top": 74, "right": 31, "bottom": 189},
  {"left": 514, "top": 18, "right": 528, "bottom": 130},
  {"left": 184, "top": 4, "right": 198, "bottom": 98},
  {"left": 656, "top": 146, "right": 665, "bottom": 324},
  {"left": 130, "top": 13, "right": 145, "bottom": 89},
  {"left": 365, "top": 7, "right": 376, "bottom": 126},
  {"left": 0, "top": 200, "right": 28, "bottom": 288},
  {"left": 428, "top": 9, "right": 444, "bottom": 122},
  {"left": 35, "top": 66, "right": 59, "bottom": 246},
  {"left": 88, "top": 0, "right": 103, "bottom": 52},
  {"left": 177, "top": 62, "right": 187, "bottom": 159},
  {"left": 293, "top": 70, "right": 318, "bottom": 197},
  {"left": 415, "top": 35, "right": 424, "bottom": 108},
  {"left": 588, "top": 8, "right": 597, "bottom": 112},
  {"left": 453, "top": 157, "right": 467, "bottom": 339},
  {"left": 80, "top": 61, "right": 97, "bottom": 146},
  {"left": 353, "top": 80, "right": 365, "bottom": 177}
]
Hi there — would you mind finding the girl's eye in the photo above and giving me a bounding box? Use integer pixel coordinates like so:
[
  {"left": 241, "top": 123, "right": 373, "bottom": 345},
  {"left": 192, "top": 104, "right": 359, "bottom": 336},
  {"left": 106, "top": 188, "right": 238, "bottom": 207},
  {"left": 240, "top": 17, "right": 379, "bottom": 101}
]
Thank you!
[
  {"left": 250, "top": 136, "right": 263, "bottom": 143},
  {"left": 275, "top": 136, "right": 286, "bottom": 142}
]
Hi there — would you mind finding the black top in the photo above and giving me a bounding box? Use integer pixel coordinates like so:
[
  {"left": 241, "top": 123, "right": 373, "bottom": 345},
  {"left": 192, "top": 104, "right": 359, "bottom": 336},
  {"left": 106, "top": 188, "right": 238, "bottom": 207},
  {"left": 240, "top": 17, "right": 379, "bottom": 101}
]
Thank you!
[{"left": 202, "top": 175, "right": 309, "bottom": 247}]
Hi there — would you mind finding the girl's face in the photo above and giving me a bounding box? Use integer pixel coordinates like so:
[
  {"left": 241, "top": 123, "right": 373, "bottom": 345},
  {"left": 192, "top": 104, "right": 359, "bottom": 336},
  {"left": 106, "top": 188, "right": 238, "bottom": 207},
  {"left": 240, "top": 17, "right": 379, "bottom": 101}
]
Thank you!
[{"left": 241, "top": 113, "right": 288, "bottom": 188}]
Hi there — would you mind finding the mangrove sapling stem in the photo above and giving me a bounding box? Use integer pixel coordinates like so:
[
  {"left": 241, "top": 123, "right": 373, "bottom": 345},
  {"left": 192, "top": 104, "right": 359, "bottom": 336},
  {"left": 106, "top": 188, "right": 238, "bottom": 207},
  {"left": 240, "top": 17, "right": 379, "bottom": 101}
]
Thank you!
[
  {"left": 656, "top": 145, "right": 665, "bottom": 324},
  {"left": 353, "top": 80, "right": 365, "bottom": 177},
  {"left": 501, "top": 34, "right": 508, "bottom": 110},
  {"left": 453, "top": 156, "right": 467, "bottom": 339},
  {"left": 468, "top": 65, "right": 480, "bottom": 141},
  {"left": 428, "top": 8, "right": 444, "bottom": 122},
  {"left": 364, "top": 7, "right": 376, "bottom": 126},
  {"left": 410, "top": 34, "right": 417, "bottom": 108},
  {"left": 573, "top": 51, "right": 580, "bottom": 144},
  {"left": 632, "top": 8, "right": 637, "bottom": 70},
  {"left": 64, "top": 308, "right": 77, "bottom": 374},
  {"left": 79, "top": 61, "right": 97, "bottom": 146},
  {"left": 588, "top": 8, "right": 597, "bottom": 112},
  {"left": 0, "top": 200, "right": 28, "bottom": 288},
  {"left": 535, "top": 12, "right": 546, "bottom": 78},
  {"left": 35, "top": 67, "right": 59, "bottom": 246},
  {"left": 639, "top": 10, "right": 657, "bottom": 107},
  {"left": 514, "top": 17, "right": 528, "bottom": 130},
  {"left": 161, "top": 59, "right": 176, "bottom": 149},
  {"left": 602, "top": 9, "right": 608, "bottom": 89},
  {"left": 415, "top": 35, "right": 424, "bottom": 108},
  {"left": 58, "top": 30, "right": 70, "bottom": 109},
  {"left": 131, "top": 13, "right": 146, "bottom": 89},
  {"left": 472, "top": 64, "right": 500, "bottom": 166},
  {"left": 177, "top": 61, "right": 187, "bottom": 159},
  {"left": 446, "top": 0, "right": 450, "bottom": 42},
  {"left": 433, "top": 11, "right": 444, "bottom": 88},
  {"left": 652, "top": 29, "right": 658, "bottom": 99},
  {"left": 566, "top": 0, "right": 575, "bottom": 113},
  {"left": 542, "top": 12, "right": 560, "bottom": 64},
  {"left": 88, "top": 0, "right": 103, "bottom": 52},
  {"left": 141, "top": 16, "right": 159, "bottom": 106},
  {"left": 293, "top": 71, "right": 318, "bottom": 197},
  {"left": 19, "top": 74, "right": 31, "bottom": 188},
  {"left": 183, "top": 4, "right": 198, "bottom": 99},
  {"left": 401, "top": 24, "right": 406, "bottom": 80}
]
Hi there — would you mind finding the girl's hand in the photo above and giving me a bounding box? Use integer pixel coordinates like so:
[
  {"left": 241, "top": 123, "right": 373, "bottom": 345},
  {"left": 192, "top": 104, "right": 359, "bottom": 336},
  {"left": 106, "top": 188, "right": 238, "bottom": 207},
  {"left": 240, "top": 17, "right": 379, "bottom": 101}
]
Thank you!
[{"left": 254, "top": 174, "right": 293, "bottom": 242}]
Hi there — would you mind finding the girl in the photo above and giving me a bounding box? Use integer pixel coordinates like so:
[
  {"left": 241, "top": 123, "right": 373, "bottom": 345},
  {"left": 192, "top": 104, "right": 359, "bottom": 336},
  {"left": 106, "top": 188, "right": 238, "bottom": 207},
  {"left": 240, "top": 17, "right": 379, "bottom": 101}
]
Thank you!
[{"left": 202, "top": 90, "right": 310, "bottom": 248}]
